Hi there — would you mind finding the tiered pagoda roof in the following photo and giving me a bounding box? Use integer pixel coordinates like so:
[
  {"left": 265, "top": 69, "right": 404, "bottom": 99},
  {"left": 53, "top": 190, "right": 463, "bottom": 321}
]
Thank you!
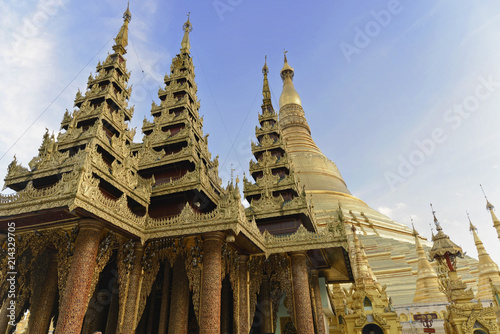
[
  {"left": 0, "top": 8, "right": 349, "bottom": 261},
  {"left": 244, "top": 58, "right": 317, "bottom": 234},
  {"left": 2, "top": 6, "right": 154, "bottom": 229},
  {"left": 132, "top": 15, "right": 222, "bottom": 217}
]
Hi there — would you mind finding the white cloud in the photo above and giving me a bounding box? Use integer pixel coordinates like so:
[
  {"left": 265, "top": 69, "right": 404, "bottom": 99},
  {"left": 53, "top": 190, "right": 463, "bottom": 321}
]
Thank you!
[{"left": 0, "top": 3, "right": 63, "bottom": 184}]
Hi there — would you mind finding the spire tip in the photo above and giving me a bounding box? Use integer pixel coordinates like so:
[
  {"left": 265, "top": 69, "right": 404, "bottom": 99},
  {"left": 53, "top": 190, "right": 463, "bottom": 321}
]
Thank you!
[
  {"left": 430, "top": 203, "right": 442, "bottom": 231},
  {"left": 180, "top": 13, "right": 193, "bottom": 53},
  {"left": 480, "top": 184, "right": 495, "bottom": 211},
  {"left": 113, "top": 2, "right": 131, "bottom": 54},
  {"left": 183, "top": 12, "right": 193, "bottom": 32},
  {"left": 124, "top": 2, "right": 132, "bottom": 22},
  {"left": 467, "top": 211, "right": 477, "bottom": 232},
  {"left": 411, "top": 217, "right": 418, "bottom": 237},
  {"left": 262, "top": 55, "right": 269, "bottom": 75}
]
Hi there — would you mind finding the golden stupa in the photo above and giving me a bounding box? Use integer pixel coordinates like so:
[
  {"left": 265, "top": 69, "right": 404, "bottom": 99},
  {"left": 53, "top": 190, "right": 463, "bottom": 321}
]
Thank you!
[{"left": 276, "top": 53, "right": 481, "bottom": 306}]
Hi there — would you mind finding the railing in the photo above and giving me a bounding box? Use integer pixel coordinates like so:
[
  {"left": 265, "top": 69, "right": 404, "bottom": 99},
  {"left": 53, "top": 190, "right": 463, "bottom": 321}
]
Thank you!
[{"left": 402, "top": 327, "right": 423, "bottom": 334}]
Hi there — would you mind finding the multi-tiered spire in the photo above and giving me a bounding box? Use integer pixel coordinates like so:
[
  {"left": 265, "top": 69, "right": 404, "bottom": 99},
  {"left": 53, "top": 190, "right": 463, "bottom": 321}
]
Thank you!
[
  {"left": 262, "top": 56, "right": 272, "bottom": 108},
  {"left": 468, "top": 216, "right": 500, "bottom": 301},
  {"left": 352, "top": 225, "right": 375, "bottom": 287},
  {"left": 428, "top": 204, "right": 464, "bottom": 273},
  {"left": 4, "top": 4, "right": 152, "bottom": 210},
  {"left": 342, "top": 225, "right": 401, "bottom": 334},
  {"left": 428, "top": 207, "right": 500, "bottom": 334},
  {"left": 135, "top": 16, "right": 222, "bottom": 216},
  {"left": 412, "top": 225, "right": 447, "bottom": 303},
  {"left": 243, "top": 57, "right": 316, "bottom": 233}
]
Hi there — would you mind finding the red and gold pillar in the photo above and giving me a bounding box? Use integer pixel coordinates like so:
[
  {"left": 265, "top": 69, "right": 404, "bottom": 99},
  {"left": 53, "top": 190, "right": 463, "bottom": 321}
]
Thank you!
[
  {"left": 28, "top": 253, "right": 58, "bottom": 334},
  {"left": 55, "top": 221, "right": 103, "bottom": 334},
  {"left": 199, "top": 232, "right": 225, "bottom": 334},
  {"left": 168, "top": 256, "right": 190, "bottom": 334},
  {"left": 290, "top": 251, "right": 315, "bottom": 334}
]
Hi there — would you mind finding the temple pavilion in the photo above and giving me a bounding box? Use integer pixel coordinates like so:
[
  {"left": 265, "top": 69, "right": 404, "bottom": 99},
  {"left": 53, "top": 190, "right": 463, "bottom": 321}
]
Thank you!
[{"left": 1, "top": 5, "right": 499, "bottom": 334}]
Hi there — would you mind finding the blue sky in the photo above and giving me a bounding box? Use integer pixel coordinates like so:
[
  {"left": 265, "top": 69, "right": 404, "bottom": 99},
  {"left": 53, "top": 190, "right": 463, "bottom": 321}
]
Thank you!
[{"left": 1, "top": 0, "right": 500, "bottom": 265}]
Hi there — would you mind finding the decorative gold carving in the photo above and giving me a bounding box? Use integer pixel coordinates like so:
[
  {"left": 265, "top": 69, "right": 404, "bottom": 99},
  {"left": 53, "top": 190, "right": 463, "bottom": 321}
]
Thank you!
[
  {"left": 121, "top": 239, "right": 136, "bottom": 274},
  {"left": 264, "top": 224, "right": 347, "bottom": 254},
  {"left": 262, "top": 254, "right": 293, "bottom": 326},
  {"left": 184, "top": 236, "right": 203, "bottom": 323},
  {"left": 354, "top": 311, "right": 367, "bottom": 327},
  {"left": 57, "top": 225, "right": 80, "bottom": 304},
  {"left": 248, "top": 256, "right": 265, "bottom": 323},
  {"left": 138, "top": 143, "right": 166, "bottom": 165},
  {"left": 87, "top": 231, "right": 118, "bottom": 306},
  {"left": 458, "top": 305, "right": 499, "bottom": 333},
  {"left": 250, "top": 187, "right": 284, "bottom": 212},
  {"left": 5, "top": 155, "right": 29, "bottom": 179},
  {"left": 373, "top": 312, "right": 387, "bottom": 325},
  {"left": 255, "top": 121, "right": 278, "bottom": 137},
  {"left": 0, "top": 226, "right": 79, "bottom": 315},
  {"left": 222, "top": 243, "right": 240, "bottom": 330},
  {"left": 117, "top": 239, "right": 132, "bottom": 332},
  {"left": 136, "top": 242, "right": 161, "bottom": 322}
]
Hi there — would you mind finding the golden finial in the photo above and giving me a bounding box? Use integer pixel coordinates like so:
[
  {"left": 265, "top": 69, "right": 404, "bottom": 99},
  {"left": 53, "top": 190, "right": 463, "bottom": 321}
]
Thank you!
[
  {"left": 430, "top": 203, "right": 442, "bottom": 231},
  {"left": 262, "top": 55, "right": 272, "bottom": 106},
  {"left": 262, "top": 55, "right": 269, "bottom": 75},
  {"left": 467, "top": 211, "right": 477, "bottom": 232},
  {"left": 181, "top": 12, "right": 193, "bottom": 53},
  {"left": 113, "top": 2, "right": 132, "bottom": 55},
  {"left": 183, "top": 12, "right": 193, "bottom": 32},
  {"left": 411, "top": 217, "right": 418, "bottom": 236},
  {"left": 279, "top": 49, "right": 301, "bottom": 108},
  {"left": 280, "top": 49, "right": 294, "bottom": 79},
  {"left": 124, "top": 2, "right": 132, "bottom": 22},
  {"left": 480, "top": 184, "right": 495, "bottom": 211}
]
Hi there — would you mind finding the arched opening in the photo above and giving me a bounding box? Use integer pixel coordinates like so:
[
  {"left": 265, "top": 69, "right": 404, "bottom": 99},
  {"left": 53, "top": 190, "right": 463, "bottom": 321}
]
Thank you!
[
  {"left": 473, "top": 321, "right": 488, "bottom": 334},
  {"left": 363, "top": 297, "right": 373, "bottom": 311},
  {"left": 474, "top": 329, "right": 488, "bottom": 334},
  {"left": 81, "top": 251, "right": 119, "bottom": 334},
  {"left": 362, "top": 323, "right": 384, "bottom": 334}
]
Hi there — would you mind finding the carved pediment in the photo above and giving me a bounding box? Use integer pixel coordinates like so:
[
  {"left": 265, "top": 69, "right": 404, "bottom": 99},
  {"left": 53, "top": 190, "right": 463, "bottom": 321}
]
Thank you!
[
  {"left": 250, "top": 188, "right": 284, "bottom": 213},
  {"left": 6, "top": 156, "right": 29, "bottom": 179}
]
